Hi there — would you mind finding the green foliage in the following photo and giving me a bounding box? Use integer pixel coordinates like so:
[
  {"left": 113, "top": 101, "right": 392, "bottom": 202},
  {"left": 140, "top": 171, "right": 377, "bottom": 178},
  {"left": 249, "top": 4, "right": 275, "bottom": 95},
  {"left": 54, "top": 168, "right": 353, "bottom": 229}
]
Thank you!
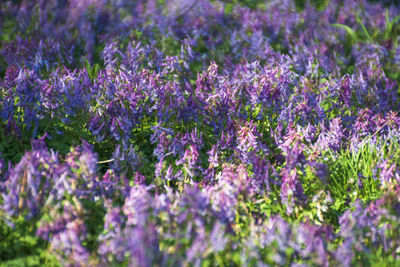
[
  {"left": 333, "top": 8, "right": 400, "bottom": 50},
  {"left": 322, "top": 135, "right": 399, "bottom": 215},
  {"left": 85, "top": 59, "right": 101, "bottom": 80},
  {"left": 219, "top": 0, "right": 266, "bottom": 11},
  {"left": 0, "top": 18, "right": 16, "bottom": 43},
  {"left": 384, "top": 10, "right": 400, "bottom": 41},
  {"left": 0, "top": 215, "right": 60, "bottom": 266},
  {"left": 332, "top": 23, "right": 359, "bottom": 45},
  {"left": 294, "top": 0, "right": 330, "bottom": 11},
  {"left": 81, "top": 200, "right": 106, "bottom": 252},
  {"left": 326, "top": 144, "right": 380, "bottom": 201},
  {"left": 0, "top": 125, "right": 31, "bottom": 165}
]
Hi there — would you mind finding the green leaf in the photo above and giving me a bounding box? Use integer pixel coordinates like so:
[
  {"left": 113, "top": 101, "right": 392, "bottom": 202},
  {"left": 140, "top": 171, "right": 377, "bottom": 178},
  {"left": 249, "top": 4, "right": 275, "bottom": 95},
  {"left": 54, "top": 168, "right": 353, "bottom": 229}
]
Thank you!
[
  {"left": 84, "top": 59, "right": 93, "bottom": 79},
  {"left": 356, "top": 14, "right": 371, "bottom": 42},
  {"left": 385, "top": 10, "right": 400, "bottom": 39},
  {"left": 332, "top": 23, "right": 358, "bottom": 44},
  {"left": 93, "top": 64, "right": 100, "bottom": 79}
]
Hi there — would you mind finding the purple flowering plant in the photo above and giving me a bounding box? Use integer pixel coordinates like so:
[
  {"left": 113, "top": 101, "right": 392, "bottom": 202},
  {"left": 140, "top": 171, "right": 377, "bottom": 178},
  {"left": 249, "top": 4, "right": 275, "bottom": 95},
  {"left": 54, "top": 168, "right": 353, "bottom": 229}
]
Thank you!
[{"left": 1, "top": 0, "right": 400, "bottom": 265}]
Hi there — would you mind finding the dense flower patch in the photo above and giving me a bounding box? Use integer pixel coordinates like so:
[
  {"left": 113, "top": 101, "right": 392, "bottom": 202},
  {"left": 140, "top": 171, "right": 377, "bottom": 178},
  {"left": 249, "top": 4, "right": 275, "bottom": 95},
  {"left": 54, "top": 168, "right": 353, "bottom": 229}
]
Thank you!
[{"left": 1, "top": 0, "right": 400, "bottom": 265}]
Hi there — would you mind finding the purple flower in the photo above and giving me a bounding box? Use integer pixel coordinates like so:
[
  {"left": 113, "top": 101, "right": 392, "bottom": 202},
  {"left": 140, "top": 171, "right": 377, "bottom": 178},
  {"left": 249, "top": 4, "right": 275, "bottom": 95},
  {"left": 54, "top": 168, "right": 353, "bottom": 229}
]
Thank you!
[
  {"left": 1, "top": 145, "right": 60, "bottom": 219},
  {"left": 308, "top": 161, "right": 329, "bottom": 184},
  {"left": 236, "top": 121, "right": 258, "bottom": 163},
  {"left": 123, "top": 185, "right": 151, "bottom": 226}
]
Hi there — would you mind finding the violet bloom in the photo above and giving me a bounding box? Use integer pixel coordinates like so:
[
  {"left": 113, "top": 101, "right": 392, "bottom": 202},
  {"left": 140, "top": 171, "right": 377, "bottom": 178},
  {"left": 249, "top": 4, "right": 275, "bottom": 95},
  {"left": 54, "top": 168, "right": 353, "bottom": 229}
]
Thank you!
[
  {"left": 176, "top": 144, "right": 200, "bottom": 179},
  {"left": 111, "top": 144, "right": 140, "bottom": 175},
  {"left": 308, "top": 161, "right": 329, "bottom": 184},
  {"left": 302, "top": 124, "right": 317, "bottom": 143},
  {"left": 250, "top": 155, "right": 270, "bottom": 193},
  {"left": 123, "top": 185, "right": 151, "bottom": 227},
  {"left": 205, "top": 164, "right": 250, "bottom": 223},
  {"left": 98, "top": 206, "right": 127, "bottom": 263},
  {"left": 50, "top": 222, "right": 90, "bottom": 267},
  {"left": 102, "top": 42, "right": 123, "bottom": 71},
  {"left": 378, "top": 160, "right": 396, "bottom": 187},
  {"left": 236, "top": 121, "right": 258, "bottom": 164},
  {"left": 1, "top": 147, "right": 59, "bottom": 219},
  {"left": 125, "top": 224, "right": 160, "bottom": 267},
  {"left": 279, "top": 128, "right": 305, "bottom": 214},
  {"left": 316, "top": 117, "right": 345, "bottom": 152}
]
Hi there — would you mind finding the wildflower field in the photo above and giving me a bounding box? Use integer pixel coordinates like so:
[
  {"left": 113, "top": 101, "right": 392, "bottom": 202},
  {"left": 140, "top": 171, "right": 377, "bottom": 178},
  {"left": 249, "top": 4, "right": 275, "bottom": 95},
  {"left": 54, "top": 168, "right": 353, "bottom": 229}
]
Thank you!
[{"left": 1, "top": 0, "right": 400, "bottom": 266}]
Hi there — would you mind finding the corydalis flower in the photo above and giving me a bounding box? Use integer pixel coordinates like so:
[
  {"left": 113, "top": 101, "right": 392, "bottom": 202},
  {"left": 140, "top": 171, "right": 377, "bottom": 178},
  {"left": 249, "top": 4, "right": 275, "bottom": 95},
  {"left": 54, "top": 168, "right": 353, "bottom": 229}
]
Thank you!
[
  {"left": 250, "top": 155, "right": 271, "bottom": 193},
  {"left": 339, "top": 74, "right": 352, "bottom": 106},
  {"left": 37, "top": 200, "right": 89, "bottom": 267},
  {"left": 279, "top": 126, "right": 305, "bottom": 214},
  {"left": 314, "top": 118, "right": 345, "bottom": 154},
  {"left": 98, "top": 206, "right": 126, "bottom": 263},
  {"left": 308, "top": 161, "right": 329, "bottom": 184},
  {"left": 50, "top": 219, "right": 90, "bottom": 267},
  {"left": 176, "top": 144, "right": 200, "bottom": 179},
  {"left": 1, "top": 146, "right": 59, "bottom": 219},
  {"left": 236, "top": 121, "right": 258, "bottom": 164},
  {"left": 205, "top": 164, "right": 250, "bottom": 223},
  {"left": 123, "top": 185, "right": 152, "bottom": 226},
  {"left": 376, "top": 159, "right": 398, "bottom": 188},
  {"left": 336, "top": 188, "right": 400, "bottom": 265}
]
